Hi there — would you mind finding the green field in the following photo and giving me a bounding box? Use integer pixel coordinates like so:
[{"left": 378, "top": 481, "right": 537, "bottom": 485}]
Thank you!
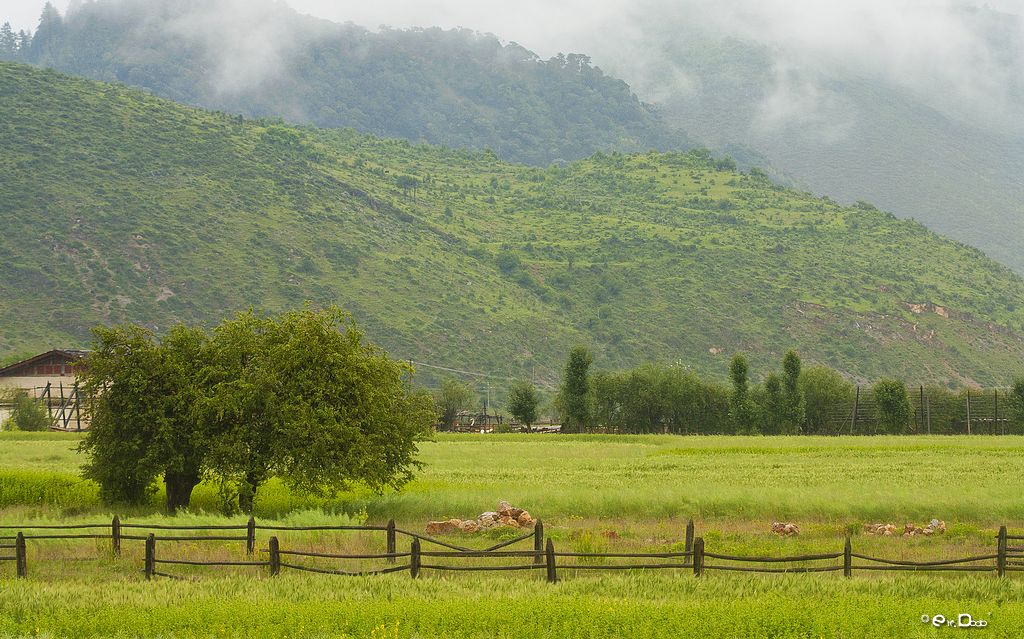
[
  {"left": 0, "top": 433, "right": 1022, "bottom": 637},
  {"left": 4, "top": 432, "right": 1024, "bottom": 523},
  {"left": 2, "top": 574, "right": 1023, "bottom": 638}
]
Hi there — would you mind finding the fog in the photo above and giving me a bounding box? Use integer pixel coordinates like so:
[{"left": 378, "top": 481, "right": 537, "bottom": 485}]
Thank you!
[{"left": 6, "top": 0, "right": 1023, "bottom": 132}]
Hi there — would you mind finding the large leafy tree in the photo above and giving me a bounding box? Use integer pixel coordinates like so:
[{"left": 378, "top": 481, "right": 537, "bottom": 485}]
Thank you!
[
  {"left": 198, "top": 307, "right": 435, "bottom": 512},
  {"left": 78, "top": 324, "right": 210, "bottom": 511},
  {"left": 506, "top": 380, "right": 539, "bottom": 432},
  {"left": 434, "top": 378, "right": 476, "bottom": 430},
  {"left": 800, "top": 366, "right": 854, "bottom": 434},
  {"left": 80, "top": 307, "right": 434, "bottom": 513}
]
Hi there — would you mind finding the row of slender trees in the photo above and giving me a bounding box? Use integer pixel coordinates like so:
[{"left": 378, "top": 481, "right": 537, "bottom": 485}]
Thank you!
[{"left": 553, "top": 346, "right": 1024, "bottom": 435}]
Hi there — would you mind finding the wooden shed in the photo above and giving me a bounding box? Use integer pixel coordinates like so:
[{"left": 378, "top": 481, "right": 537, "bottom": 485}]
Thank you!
[{"left": 0, "top": 349, "right": 89, "bottom": 430}]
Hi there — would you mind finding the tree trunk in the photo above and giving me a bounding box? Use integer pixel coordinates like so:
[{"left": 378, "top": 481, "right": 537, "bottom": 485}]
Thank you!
[
  {"left": 237, "top": 470, "right": 262, "bottom": 513},
  {"left": 164, "top": 468, "right": 201, "bottom": 513}
]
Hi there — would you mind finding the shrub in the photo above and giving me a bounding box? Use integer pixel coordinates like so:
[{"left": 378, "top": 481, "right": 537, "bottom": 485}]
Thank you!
[
  {"left": 873, "top": 378, "right": 913, "bottom": 434},
  {"left": 2, "top": 389, "right": 50, "bottom": 431}
]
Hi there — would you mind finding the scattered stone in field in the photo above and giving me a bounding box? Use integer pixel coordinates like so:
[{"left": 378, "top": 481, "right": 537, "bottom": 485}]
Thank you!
[
  {"left": 425, "top": 501, "right": 535, "bottom": 534},
  {"left": 771, "top": 522, "right": 800, "bottom": 536},
  {"left": 864, "top": 520, "right": 944, "bottom": 537},
  {"left": 903, "top": 523, "right": 924, "bottom": 537},
  {"left": 478, "top": 512, "right": 499, "bottom": 528},
  {"left": 425, "top": 519, "right": 462, "bottom": 535}
]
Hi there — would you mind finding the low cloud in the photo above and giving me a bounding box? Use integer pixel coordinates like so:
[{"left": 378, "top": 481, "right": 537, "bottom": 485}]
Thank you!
[{"left": 11, "top": 0, "right": 1023, "bottom": 135}]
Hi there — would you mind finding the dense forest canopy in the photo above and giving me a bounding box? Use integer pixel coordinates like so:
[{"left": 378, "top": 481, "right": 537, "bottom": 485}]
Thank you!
[
  {"left": 0, "top": 0, "right": 691, "bottom": 166},
  {"left": 3, "top": 62, "right": 1024, "bottom": 391}
]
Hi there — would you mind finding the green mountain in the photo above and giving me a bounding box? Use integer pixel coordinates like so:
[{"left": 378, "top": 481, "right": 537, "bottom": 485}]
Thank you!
[
  {"left": 5, "top": 2, "right": 1023, "bottom": 277},
  {"left": 617, "top": 24, "right": 1024, "bottom": 273},
  {"left": 3, "top": 62, "right": 1024, "bottom": 388},
  {"left": 0, "top": 0, "right": 690, "bottom": 166}
]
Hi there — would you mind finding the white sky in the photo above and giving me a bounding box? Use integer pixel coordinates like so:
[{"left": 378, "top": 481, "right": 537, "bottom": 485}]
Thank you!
[{"left": 4, "top": 0, "right": 618, "bottom": 57}]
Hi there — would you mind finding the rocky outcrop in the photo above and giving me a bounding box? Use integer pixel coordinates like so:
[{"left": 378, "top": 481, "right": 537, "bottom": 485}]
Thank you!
[{"left": 425, "top": 501, "right": 535, "bottom": 535}]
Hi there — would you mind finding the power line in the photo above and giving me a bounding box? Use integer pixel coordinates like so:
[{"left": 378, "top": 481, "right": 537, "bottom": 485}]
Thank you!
[{"left": 406, "top": 360, "right": 522, "bottom": 382}]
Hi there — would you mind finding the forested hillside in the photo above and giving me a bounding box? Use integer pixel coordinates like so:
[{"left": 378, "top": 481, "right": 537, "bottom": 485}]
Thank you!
[
  {"left": 0, "top": 0, "right": 690, "bottom": 166},
  {"left": 616, "top": 23, "right": 1024, "bottom": 273},
  {"left": 3, "top": 62, "right": 1024, "bottom": 386},
  {"left": 4, "top": 2, "right": 1023, "bottom": 276}
]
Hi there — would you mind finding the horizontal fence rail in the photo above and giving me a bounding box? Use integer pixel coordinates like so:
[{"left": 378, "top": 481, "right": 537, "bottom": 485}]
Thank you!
[{"left": 3, "top": 518, "right": 1024, "bottom": 583}]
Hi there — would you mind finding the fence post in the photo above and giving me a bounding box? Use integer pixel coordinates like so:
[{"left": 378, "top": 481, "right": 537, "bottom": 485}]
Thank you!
[
  {"left": 919, "top": 385, "right": 925, "bottom": 433},
  {"left": 850, "top": 386, "right": 860, "bottom": 435},
  {"left": 545, "top": 538, "right": 557, "bottom": 583},
  {"left": 995, "top": 390, "right": 1000, "bottom": 435},
  {"left": 926, "top": 393, "right": 931, "bottom": 434},
  {"left": 145, "top": 533, "right": 155, "bottom": 580},
  {"left": 685, "top": 519, "right": 695, "bottom": 557},
  {"left": 410, "top": 538, "right": 421, "bottom": 579},
  {"left": 386, "top": 519, "right": 396, "bottom": 564},
  {"left": 15, "top": 532, "right": 26, "bottom": 579},
  {"left": 998, "top": 526, "right": 1007, "bottom": 578},
  {"left": 269, "top": 536, "right": 280, "bottom": 577},
  {"left": 966, "top": 390, "right": 972, "bottom": 435},
  {"left": 111, "top": 516, "right": 121, "bottom": 556},
  {"left": 43, "top": 382, "right": 52, "bottom": 421},
  {"left": 246, "top": 516, "right": 256, "bottom": 555},
  {"left": 532, "top": 520, "right": 545, "bottom": 565},
  {"left": 74, "top": 382, "right": 81, "bottom": 432},
  {"left": 693, "top": 537, "right": 704, "bottom": 577},
  {"left": 843, "top": 536, "right": 852, "bottom": 578}
]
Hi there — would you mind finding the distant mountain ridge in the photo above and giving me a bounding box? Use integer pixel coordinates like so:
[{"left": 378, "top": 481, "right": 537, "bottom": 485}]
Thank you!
[
  {"left": 0, "top": 0, "right": 692, "bottom": 166},
  {"left": 609, "top": 20, "right": 1024, "bottom": 273},
  {"left": 3, "top": 62, "right": 1024, "bottom": 387}
]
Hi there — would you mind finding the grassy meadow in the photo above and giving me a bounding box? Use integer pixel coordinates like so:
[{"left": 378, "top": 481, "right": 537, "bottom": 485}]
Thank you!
[
  {"left": 4, "top": 432, "right": 1024, "bottom": 523},
  {"left": 1, "top": 432, "right": 1023, "bottom": 637}
]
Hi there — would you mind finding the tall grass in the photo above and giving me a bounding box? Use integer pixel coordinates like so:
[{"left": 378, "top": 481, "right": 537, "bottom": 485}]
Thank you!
[
  {"left": 0, "top": 573, "right": 1021, "bottom": 638},
  {"left": 2, "top": 434, "right": 1024, "bottom": 525}
]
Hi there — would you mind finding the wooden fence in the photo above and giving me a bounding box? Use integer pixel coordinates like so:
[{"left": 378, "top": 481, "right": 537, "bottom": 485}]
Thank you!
[{"left": 1, "top": 519, "right": 1022, "bottom": 582}]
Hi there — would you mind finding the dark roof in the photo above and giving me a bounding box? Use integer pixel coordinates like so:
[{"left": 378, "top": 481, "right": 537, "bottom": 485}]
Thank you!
[{"left": 0, "top": 349, "right": 89, "bottom": 376}]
